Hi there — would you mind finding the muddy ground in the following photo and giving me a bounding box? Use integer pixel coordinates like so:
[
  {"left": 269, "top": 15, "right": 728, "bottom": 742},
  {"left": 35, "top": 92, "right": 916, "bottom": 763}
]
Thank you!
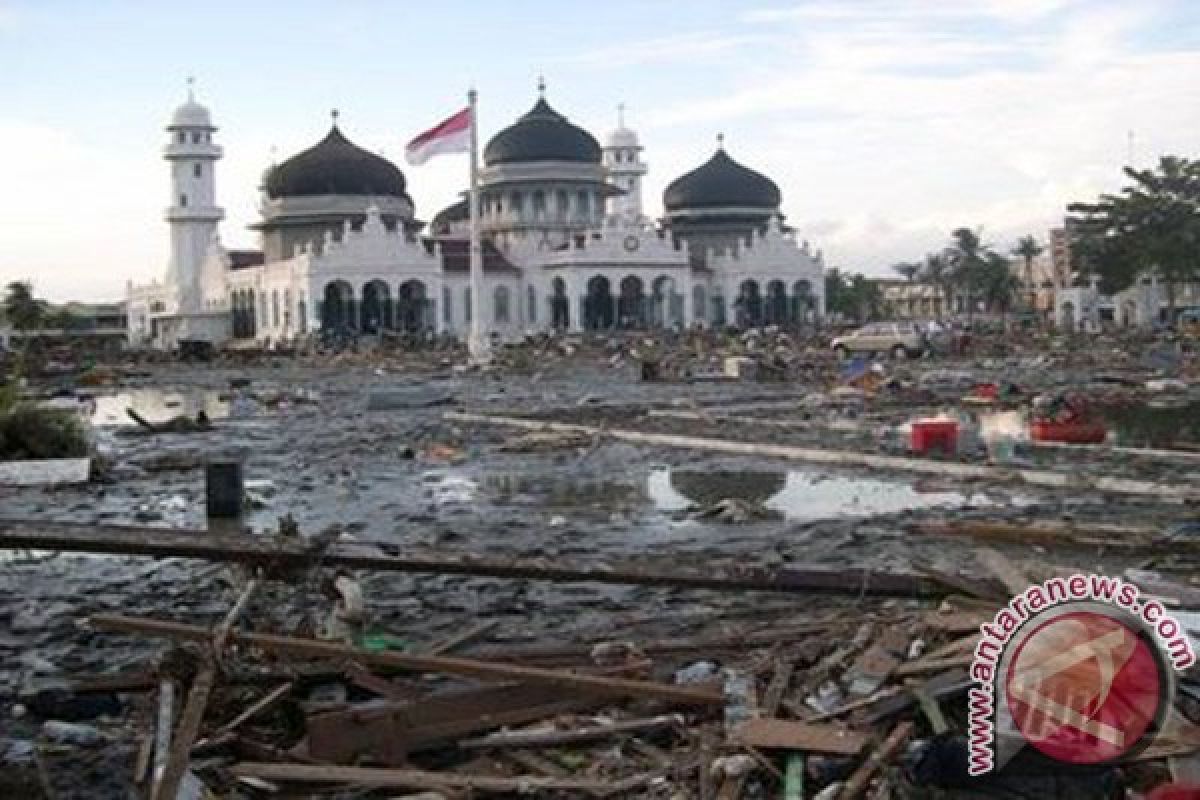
[{"left": 1, "top": 345, "right": 1197, "bottom": 797}]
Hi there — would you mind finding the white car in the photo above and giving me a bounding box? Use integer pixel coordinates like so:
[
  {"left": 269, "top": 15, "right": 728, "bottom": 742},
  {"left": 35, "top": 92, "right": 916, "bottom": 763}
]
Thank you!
[{"left": 831, "top": 322, "right": 927, "bottom": 359}]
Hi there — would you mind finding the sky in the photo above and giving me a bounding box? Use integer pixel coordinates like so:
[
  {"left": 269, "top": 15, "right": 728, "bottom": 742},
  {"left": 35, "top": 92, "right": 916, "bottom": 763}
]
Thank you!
[{"left": 2, "top": 0, "right": 1199, "bottom": 302}]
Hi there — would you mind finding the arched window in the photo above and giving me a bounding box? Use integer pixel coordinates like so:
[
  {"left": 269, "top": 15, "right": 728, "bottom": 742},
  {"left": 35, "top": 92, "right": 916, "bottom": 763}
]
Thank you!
[
  {"left": 510, "top": 192, "right": 524, "bottom": 215},
  {"left": 527, "top": 285, "right": 537, "bottom": 323},
  {"left": 177, "top": 132, "right": 186, "bottom": 143},
  {"left": 193, "top": 163, "right": 202, "bottom": 178},
  {"left": 494, "top": 286, "right": 510, "bottom": 324},
  {"left": 532, "top": 191, "right": 546, "bottom": 216},
  {"left": 271, "top": 290, "right": 280, "bottom": 327},
  {"left": 443, "top": 286, "right": 452, "bottom": 324},
  {"left": 179, "top": 194, "right": 188, "bottom": 207},
  {"left": 555, "top": 190, "right": 568, "bottom": 219},
  {"left": 464, "top": 287, "right": 472, "bottom": 323},
  {"left": 297, "top": 292, "right": 307, "bottom": 334},
  {"left": 192, "top": 131, "right": 202, "bottom": 143},
  {"left": 576, "top": 191, "right": 590, "bottom": 218}
]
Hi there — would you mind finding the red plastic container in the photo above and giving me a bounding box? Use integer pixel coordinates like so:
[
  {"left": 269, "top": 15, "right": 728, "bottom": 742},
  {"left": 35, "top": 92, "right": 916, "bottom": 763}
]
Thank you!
[
  {"left": 1030, "top": 420, "right": 1107, "bottom": 444},
  {"left": 911, "top": 420, "right": 958, "bottom": 455}
]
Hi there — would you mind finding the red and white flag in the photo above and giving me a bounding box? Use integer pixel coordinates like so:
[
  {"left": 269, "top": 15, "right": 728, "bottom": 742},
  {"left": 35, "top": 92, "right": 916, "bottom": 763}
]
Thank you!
[{"left": 405, "top": 107, "right": 471, "bottom": 166}]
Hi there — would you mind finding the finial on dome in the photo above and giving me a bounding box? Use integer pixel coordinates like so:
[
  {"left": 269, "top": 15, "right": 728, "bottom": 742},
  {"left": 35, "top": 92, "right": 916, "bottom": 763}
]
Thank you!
[
  {"left": 537, "top": 74, "right": 546, "bottom": 97},
  {"left": 331, "top": 108, "right": 340, "bottom": 126},
  {"left": 186, "top": 75, "right": 196, "bottom": 102},
  {"left": 716, "top": 132, "right": 725, "bottom": 150},
  {"left": 617, "top": 102, "right": 626, "bottom": 128}
]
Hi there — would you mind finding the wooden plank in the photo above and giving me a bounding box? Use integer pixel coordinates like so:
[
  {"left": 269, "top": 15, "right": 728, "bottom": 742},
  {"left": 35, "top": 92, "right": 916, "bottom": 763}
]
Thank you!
[
  {"left": 458, "top": 714, "right": 681, "bottom": 750},
  {"left": 504, "top": 750, "right": 571, "bottom": 778},
  {"left": 733, "top": 718, "right": 868, "bottom": 756},
  {"left": 307, "top": 684, "right": 601, "bottom": 764},
  {"left": 89, "top": 614, "right": 723, "bottom": 707},
  {"left": 153, "top": 665, "right": 214, "bottom": 800},
  {"left": 0, "top": 520, "right": 949, "bottom": 598},
  {"left": 839, "top": 720, "right": 914, "bottom": 799},
  {"left": 214, "top": 682, "right": 292, "bottom": 737},
  {"left": 228, "top": 763, "right": 660, "bottom": 796},
  {"left": 894, "top": 654, "right": 974, "bottom": 677},
  {"left": 975, "top": 548, "right": 1031, "bottom": 596},
  {"left": 427, "top": 619, "right": 498, "bottom": 656},
  {"left": 760, "top": 658, "right": 794, "bottom": 717}
]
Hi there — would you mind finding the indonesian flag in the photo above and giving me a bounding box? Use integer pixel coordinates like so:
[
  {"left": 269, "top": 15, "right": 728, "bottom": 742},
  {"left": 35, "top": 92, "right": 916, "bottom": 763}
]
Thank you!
[{"left": 405, "top": 107, "right": 471, "bottom": 166}]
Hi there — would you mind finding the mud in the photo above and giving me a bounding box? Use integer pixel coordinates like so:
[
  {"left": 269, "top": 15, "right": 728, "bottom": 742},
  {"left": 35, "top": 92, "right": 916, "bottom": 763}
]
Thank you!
[{"left": 1, "top": 346, "right": 1197, "bottom": 796}]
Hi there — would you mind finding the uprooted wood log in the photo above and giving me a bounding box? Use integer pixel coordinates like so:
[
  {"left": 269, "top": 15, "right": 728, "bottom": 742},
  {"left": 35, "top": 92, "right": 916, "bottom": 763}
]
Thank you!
[
  {"left": 0, "top": 520, "right": 972, "bottom": 598},
  {"left": 88, "top": 614, "right": 724, "bottom": 707}
]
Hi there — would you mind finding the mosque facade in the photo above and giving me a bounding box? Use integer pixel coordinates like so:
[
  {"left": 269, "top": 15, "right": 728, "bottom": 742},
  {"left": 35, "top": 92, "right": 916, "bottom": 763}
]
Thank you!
[{"left": 127, "top": 86, "right": 826, "bottom": 349}]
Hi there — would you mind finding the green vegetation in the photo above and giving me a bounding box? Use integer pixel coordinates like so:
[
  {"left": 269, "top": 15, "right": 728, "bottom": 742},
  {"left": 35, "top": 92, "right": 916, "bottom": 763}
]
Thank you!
[
  {"left": 0, "top": 281, "right": 90, "bottom": 461},
  {"left": 825, "top": 269, "right": 884, "bottom": 322},
  {"left": 1067, "top": 156, "right": 1200, "bottom": 315}
]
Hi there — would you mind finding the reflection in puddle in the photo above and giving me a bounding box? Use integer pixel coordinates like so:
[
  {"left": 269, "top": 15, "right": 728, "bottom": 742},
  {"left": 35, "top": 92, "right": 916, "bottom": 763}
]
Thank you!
[
  {"left": 647, "top": 468, "right": 1006, "bottom": 521},
  {"left": 90, "top": 389, "right": 230, "bottom": 426}
]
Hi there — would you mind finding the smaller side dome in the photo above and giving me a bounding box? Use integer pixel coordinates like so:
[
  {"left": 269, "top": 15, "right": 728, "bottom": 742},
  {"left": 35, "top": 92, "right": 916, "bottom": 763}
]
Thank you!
[
  {"left": 606, "top": 126, "right": 638, "bottom": 149},
  {"left": 169, "top": 99, "right": 214, "bottom": 130}
]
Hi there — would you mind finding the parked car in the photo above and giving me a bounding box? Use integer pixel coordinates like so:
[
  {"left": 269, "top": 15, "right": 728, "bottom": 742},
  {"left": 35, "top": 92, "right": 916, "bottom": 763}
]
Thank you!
[{"left": 831, "top": 321, "right": 927, "bottom": 359}]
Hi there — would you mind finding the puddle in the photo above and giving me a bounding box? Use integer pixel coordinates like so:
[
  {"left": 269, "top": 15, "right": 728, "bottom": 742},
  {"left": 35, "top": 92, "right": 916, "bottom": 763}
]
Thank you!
[
  {"left": 647, "top": 468, "right": 1009, "bottom": 521},
  {"left": 90, "top": 389, "right": 230, "bottom": 426}
]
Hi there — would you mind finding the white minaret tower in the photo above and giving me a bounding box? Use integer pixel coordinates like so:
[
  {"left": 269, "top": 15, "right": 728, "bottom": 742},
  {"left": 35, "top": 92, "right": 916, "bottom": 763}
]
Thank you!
[
  {"left": 164, "top": 79, "right": 223, "bottom": 313},
  {"left": 603, "top": 103, "right": 647, "bottom": 221}
]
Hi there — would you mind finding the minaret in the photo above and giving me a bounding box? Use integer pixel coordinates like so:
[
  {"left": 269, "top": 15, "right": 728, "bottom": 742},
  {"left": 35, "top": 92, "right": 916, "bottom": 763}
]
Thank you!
[
  {"left": 603, "top": 103, "right": 647, "bottom": 221},
  {"left": 164, "top": 79, "right": 223, "bottom": 313}
]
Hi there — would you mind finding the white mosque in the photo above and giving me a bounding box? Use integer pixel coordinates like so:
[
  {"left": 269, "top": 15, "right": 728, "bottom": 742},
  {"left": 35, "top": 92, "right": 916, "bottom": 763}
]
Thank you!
[{"left": 126, "top": 84, "right": 827, "bottom": 349}]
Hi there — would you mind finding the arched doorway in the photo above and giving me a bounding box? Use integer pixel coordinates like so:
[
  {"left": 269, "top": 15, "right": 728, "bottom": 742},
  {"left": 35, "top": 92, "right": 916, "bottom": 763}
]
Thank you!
[
  {"left": 584, "top": 275, "right": 614, "bottom": 330},
  {"left": 765, "top": 280, "right": 787, "bottom": 326},
  {"left": 651, "top": 276, "right": 680, "bottom": 328},
  {"left": 361, "top": 280, "right": 392, "bottom": 333},
  {"left": 247, "top": 289, "right": 259, "bottom": 337},
  {"left": 692, "top": 285, "right": 707, "bottom": 325},
  {"left": 321, "top": 281, "right": 354, "bottom": 332},
  {"left": 618, "top": 275, "right": 645, "bottom": 329},
  {"left": 397, "top": 280, "right": 428, "bottom": 332},
  {"left": 791, "top": 280, "right": 813, "bottom": 326},
  {"left": 494, "top": 286, "right": 511, "bottom": 325},
  {"left": 1061, "top": 301, "right": 1076, "bottom": 332},
  {"left": 550, "top": 277, "right": 570, "bottom": 329},
  {"left": 735, "top": 280, "right": 763, "bottom": 328}
]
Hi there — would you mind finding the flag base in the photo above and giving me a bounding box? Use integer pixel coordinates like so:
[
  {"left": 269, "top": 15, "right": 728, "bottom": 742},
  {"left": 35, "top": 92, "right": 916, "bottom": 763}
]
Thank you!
[{"left": 467, "top": 332, "right": 491, "bottom": 366}]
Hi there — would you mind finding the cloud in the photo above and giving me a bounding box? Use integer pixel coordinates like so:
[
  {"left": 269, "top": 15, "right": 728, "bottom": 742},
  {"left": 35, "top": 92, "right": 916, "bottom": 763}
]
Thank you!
[
  {"left": 558, "top": 31, "right": 768, "bottom": 68},
  {"left": 742, "top": 0, "right": 1080, "bottom": 26}
]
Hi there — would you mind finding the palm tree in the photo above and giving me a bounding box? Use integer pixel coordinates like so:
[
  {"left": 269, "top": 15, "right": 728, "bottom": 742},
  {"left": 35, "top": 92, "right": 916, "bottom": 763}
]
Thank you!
[
  {"left": 892, "top": 262, "right": 919, "bottom": 282},
  {"left": 918, "top": 252, "right": 952, "bottom": 318},
  {"left": 947, "top": 228, "right": 989, "bottom": 321},
  {"left": 1012, "top": 235, "right": 1044, "bottom": 312},
  {"left": 980, "top": 253, "right": 1020, "bottom": 314}
]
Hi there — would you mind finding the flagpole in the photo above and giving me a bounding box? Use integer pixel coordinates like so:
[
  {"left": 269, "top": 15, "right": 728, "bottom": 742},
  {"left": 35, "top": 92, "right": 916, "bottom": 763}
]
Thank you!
[{"left": 467, "top": 87, "right": 488, "bottom": 363}]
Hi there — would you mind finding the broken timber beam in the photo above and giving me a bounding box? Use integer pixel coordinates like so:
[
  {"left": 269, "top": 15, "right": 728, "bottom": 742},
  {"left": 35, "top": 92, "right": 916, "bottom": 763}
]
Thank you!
[
  {"left": 89, "top": 614, "right": 722, "bottom": 707},
  {"left": 458, "top": 714, "right": 682, "bottom": 750},
  {"left": 0, "top": 520, "right": 950, "bottom": 598},
  {"left": 444, "top": 411, "right": 1200, "bottom": 500},
  {"left": 228, "top": 763, "right": 660, "bottom": 796}
]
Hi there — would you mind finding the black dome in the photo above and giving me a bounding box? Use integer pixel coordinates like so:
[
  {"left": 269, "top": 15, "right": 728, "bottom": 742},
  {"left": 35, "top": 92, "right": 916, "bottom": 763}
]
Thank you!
[
  {"left": 265, "top": 126, "right": 407, "bottom": 199},
  {"left": 431, "top": 198, "right": 468, "bottom": 233},
  {"left": 663, "top": 148, "right": 781, "bottom": 212},
  {"left": 484, "top": 97, "right": 601, "bottom": 166}
]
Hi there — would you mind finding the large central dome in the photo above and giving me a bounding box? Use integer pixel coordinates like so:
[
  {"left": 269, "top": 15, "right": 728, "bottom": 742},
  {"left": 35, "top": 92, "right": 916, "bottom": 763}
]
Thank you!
[
  {"left": 484, "top": 96, "right": 601, "bottom": 166},
  {"left": 663, "top": 147, "right": 781, "bottom": 211},
  {"left": 265, "top": 125, "right": 407, "bottom": 200}
]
